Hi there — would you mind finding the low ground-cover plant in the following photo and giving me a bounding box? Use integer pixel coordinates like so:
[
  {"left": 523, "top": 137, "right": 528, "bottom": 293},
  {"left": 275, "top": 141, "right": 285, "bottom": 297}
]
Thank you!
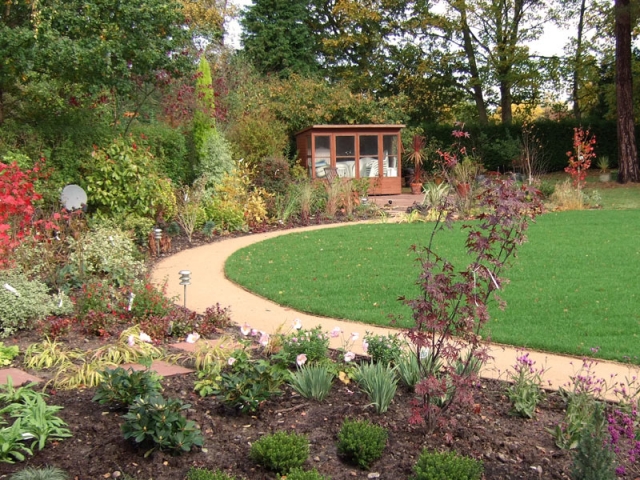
[
  {"left": 337, "top": 418, "right": 387, "bottom": 469},
  {"left": 505, "top": 351, "right": 546, "bottom": 418},
  {"left": 410, "top": 449, "right": 484, "bottom": 480},
  {"left": 279, "top": 468, "right": 330, "bottom": 480},
  {"left": 186, "top": 467, "right": 239, "bottom": 480},
  {"left": 353, "top": 362, "right": 398, "bottom": 414},
  {"left": 9, "top": 466, "right": 69, "bottom": 480},
  {"left": 0, "top": 342, "right": 19, "bottom": 365},
  {"left": 122, "top": 392, "right": 203, "bottom": 457},
  {"left": 249, "top": 430, "right": 309, "bottom": 474}
]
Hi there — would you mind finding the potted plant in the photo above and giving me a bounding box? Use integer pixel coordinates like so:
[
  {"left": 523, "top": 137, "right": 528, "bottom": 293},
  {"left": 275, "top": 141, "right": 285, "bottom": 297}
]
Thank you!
[
  {"left": 597, "top": 156, "right": 611, "bottom": 182},
  {"left": 452, "top": 157, "right": 480, "bottom": 197},
  {"left": 405, "top": 134, "right": 426, "bottom": 195}
]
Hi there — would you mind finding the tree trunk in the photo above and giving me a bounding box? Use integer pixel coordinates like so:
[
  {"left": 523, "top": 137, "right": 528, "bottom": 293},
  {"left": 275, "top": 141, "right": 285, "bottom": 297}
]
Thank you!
[
  {"left": 572, "top": 0, "right": 587, "bottom": 121},
  {"left": 615, "top": 0, "right": 640, "bottom": 183},
  {"left": 459, "top": 2, "right": 488, "bottom": 125},
  {"left": 500, "top": 80, "right": 513, "bottom": 124}
]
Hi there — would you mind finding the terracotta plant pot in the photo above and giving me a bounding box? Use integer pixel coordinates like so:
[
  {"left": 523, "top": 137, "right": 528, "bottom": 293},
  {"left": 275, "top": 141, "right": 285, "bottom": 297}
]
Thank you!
[
  {"left": 410, "top": 183, "right": 423, "bottom": 195},
  {"left": 456, "top": 182, "right": 471, "bottom": 197}
]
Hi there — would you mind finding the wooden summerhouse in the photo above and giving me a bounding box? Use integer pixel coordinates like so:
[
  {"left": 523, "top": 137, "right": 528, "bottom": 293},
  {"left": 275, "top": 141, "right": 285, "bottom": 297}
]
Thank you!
[{"left": 295, "top": 124, "right": 405, "bottom": 195}]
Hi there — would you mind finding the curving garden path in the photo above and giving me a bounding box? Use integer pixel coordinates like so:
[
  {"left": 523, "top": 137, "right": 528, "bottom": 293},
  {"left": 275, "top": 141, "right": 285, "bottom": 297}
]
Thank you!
[{"left": 151, "top": 222, "right": 640, "bottom": 401}]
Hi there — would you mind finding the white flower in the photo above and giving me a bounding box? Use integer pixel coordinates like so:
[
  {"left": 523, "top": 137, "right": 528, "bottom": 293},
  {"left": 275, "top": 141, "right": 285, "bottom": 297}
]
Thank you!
[
  {"left": 251, "top": 329, "right": 259, "bottom": 337},
  {"left": 362, "top": 340, "right": 369, "bottom": 352},
  {"left": 186, "top": 333, "right": 200, "bottom": 344},
  {"left": 350, "top": 332, "right": 359, "bottom": 341},
  {"left": 259, "top": 332, "right": 270, "bottom": 347},
  {"left": 139, "top": 332, "right": 152, "bottom": 343},
  {"left": 293, "top": 318, "right": 303, "bottom": 330},
  {"left": 228, "top": 357, "right": 236, "bottom": 366},
  {"left": 330, "top": 326, "right": 342, "bottom": 338},
  {"left": 127, "top": 335, "right": 135, "bottom": 347},
  {"left": 344, "top": 351, "right": 356, "bottom": 362},
  {"left": 296, "top": 353, "right": 307, "bottom": 366},
  {"left": 240, "top": 323, "right": 251, "bottom": 336}
]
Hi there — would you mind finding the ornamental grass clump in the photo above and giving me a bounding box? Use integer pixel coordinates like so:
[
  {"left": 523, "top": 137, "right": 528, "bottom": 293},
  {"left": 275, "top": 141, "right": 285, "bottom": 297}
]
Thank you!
[
  {"left": 411, "top": 449, "right": 483, "bottom": 480},
  {"left": 288, "top": 363, "right": 334, "bottom": 401},
  {"left": 353, "top": 362, "right": 398, "bottom": 414},
  {"left": 337, "top": 419, "right": 387, "bottom": 469},
  {"left": 9, "top": 466, "right": 68, "bottom": 480},
  {"left": 249, "top": 431, "right": 309, "bottom": 474}
]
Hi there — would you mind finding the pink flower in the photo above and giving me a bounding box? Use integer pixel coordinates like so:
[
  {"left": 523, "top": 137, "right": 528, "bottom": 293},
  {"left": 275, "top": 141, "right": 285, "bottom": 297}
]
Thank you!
[
  {"left": 293, "top": 318, "right": 302, "bottom": 330},
  {"left": 350, "top": 332, "right": 359, "bottom": 341},
  {"left": 228, "top": 357, "right": 236, "bottom": 366},
  {"left": 259, "top": 332, "right": 269, "bottom": 347},
  {"left": 186, "top": 333, "right": 200, "bottom": 344},
  {"left": 344, "top": 351, "right": 355, "bottom": 362},
  {"left": 296, "top": 354, "right": 307, "bottom": 366},
  {"left": 362, "top": 340, "right": 369, "bottom": 352},
  {"left": 330, "top": 327, "right": 342, "bottom": 338},
  {"left": 127, "top": 335, "right": 135, "bottom": 347},
  {"left": 240, "top": 323, "right": 251, "bottom": 336}
]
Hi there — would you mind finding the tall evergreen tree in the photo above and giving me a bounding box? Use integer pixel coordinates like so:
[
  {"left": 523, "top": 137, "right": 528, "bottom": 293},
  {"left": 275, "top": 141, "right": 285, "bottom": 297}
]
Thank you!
[{"left": 241, "top": 0, "right": 319, "bottom": 77}]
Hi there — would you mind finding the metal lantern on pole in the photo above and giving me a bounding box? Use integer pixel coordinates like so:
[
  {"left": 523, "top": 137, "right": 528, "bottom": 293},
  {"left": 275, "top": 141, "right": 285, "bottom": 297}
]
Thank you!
[
  {"left": 154, "top": 228, "right": 162, "bottom": 256},
  {"left": 179, "top": 270, "right": 191, "bottom": 308}
]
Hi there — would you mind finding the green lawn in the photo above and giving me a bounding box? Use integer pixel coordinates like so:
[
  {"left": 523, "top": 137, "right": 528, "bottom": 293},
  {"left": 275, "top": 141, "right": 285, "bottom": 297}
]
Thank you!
[{"left": 225, "top": 209, "right": 640, "bottom": 364}]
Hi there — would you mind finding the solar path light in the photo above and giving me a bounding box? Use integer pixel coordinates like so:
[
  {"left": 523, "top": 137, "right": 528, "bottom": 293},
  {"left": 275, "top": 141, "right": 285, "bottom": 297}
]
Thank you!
[{"left": 179, "top": 270, "right": 191, "bottom": 308}]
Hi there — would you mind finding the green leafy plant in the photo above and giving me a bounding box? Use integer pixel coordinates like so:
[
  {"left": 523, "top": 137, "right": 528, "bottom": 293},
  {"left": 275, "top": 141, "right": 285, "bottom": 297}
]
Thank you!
[
  {"left": 92, "top": 366, "right": 162, "bottom": 408},
  {"left": 505, "top": 351, "right": 546, "bottom": 418},
  {"left": 213, "top": 353, "right": 286, "bottom": 414},
  {"left": 194, "top": 362, "right": 223, "bottom": 398},
  {"left": 0, "top": 343, "right": 18, "bottom": 365},
  {"left": 570, "top": 402, "right": 616, "bottom": 480},
  {"left": 288, "top": 363, "right": 334, "bottom": 401},
  {"left": 186, "top": 467, "right": 238, "bottom": 480},
  {"left": 249, "top": 431, "right": 309, "bottom": 474},
  {"left": 274, "top": 325, "right": 329, "bottom": 366},
  {"left": 336, "top": 419, "right": 387, "bottom": 469},
  {"left": 9, "top": 466, "right": 68, "bottom": 480},
  {"left": 121, "top": 392, "right": 203, "bottom": 457},
  {"left": 363, "top": 332, "right": 403, "bottom": 366},
  {"left": 278, "top": 468, "right": 330, "bottom": 480},
  {"left": 410, "top": 449, "right": 484, "bottom": 480},
  {"left": 1, "top": 396, "right": 72, "bottom": 451},
  {"left": 0, "top": 419, "right": 32, "bottom": 463},
  {"left": 0, "top": 378, "right": 42, "bottom": 406},
  {"left": 353, "top": 362, "right": 398, "bottom": 414}
]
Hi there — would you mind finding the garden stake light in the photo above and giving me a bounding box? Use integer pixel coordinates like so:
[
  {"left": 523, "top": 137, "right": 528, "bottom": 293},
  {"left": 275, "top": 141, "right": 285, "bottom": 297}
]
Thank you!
[
  {"left": 154, "top": 228, "right": 162, "bottom": 257},
  {"left": 179, "top": 270, "right": 191, "bottom": 308}
]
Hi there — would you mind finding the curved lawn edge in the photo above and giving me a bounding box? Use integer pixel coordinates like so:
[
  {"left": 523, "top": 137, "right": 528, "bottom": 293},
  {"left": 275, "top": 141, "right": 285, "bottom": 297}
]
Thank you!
[{"left": 225, "top": 210, "right": 640, "bottom": 365}]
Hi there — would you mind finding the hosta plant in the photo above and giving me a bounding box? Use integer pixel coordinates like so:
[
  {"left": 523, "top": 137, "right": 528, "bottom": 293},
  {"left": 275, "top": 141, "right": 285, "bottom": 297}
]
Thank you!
[{"left": 0, "top": 419, "right": 32, "bottom": 464}]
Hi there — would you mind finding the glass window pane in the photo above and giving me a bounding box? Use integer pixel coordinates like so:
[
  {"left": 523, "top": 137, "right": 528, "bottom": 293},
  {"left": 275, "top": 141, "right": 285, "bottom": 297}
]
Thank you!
[
  {"left": 383, "top": 135, "right": 399, "bottom": 177},
  {"left": 336, "top": 136, "right": 355, "bottom": 157},
  {"left": 360, "top": 136, "right": 378, "bottom": 156},
  {"left": 314, "top": 136, "right": 331, "bottom": 178}
]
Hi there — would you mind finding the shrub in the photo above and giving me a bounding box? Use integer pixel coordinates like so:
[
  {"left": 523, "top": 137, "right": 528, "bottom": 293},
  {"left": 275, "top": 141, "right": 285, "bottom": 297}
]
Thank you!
[
  {"left": 196, "top": 129, "right": 234, "bottom": 189},
  {"left": 129, "top": 279, "right": 173, "bottom": 320},
  {"left": 278, "top": 468, "right": 330, "bottom": 480},
  {"left": 411, "top": 449, "right": 484, "bottom": 480},
  {"left": 353, "top": 362, "right": 398, "bottom": 414},
  {"left": 9, "top": 466, "right": 68, "bottom": 480},
  {"left": 363, "top": 332, "right": 404, "bottom": 366},
  {"left": 249, "top": 431, "right": 309, "bottom": 474},
  {"left": 67, "top": 223, "right": 146, "bottom": 287},
  {"left": 186, "top": 467, "right": 238, "bottom": 480},
  {"left": 288, "top": 363, "right": 334, "bottom": 401},
  {"left": 121, "top": 392, "right": 203, "bottom": 456},
  {"left": 550, "top": 179, "right": 585, "bottom": 211},
  {"left": 92, "top": 367, "right": 163, "bottom": 408},
  {"left": 0, "top": 270, "right": 73, "bottom": 338},
  {"left": 337, "top": 419, "right": 387, "bottom": 469}
]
